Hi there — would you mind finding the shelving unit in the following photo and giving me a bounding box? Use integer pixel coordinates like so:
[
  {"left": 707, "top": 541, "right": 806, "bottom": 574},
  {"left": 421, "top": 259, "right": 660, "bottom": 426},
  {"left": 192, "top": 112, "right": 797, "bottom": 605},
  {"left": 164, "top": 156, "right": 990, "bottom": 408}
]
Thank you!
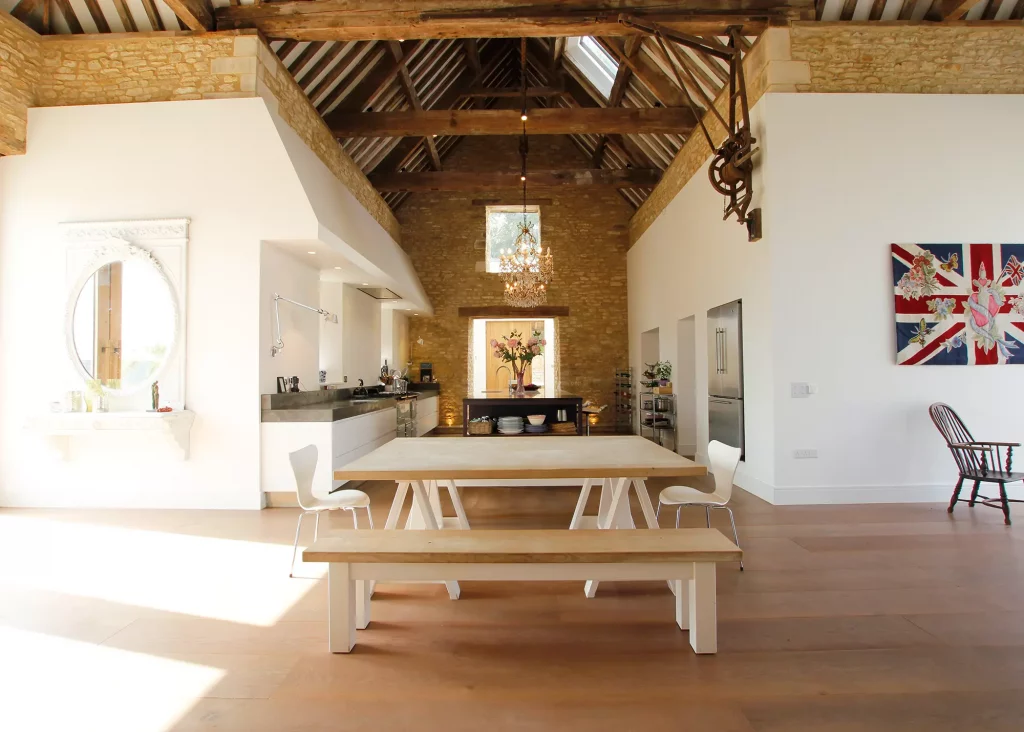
[
  {"left": 639, "top": 391, "right": 675, "bottom": 449},
  {"left": 613, "top": 367, "right": 633, "bottom": 434}
]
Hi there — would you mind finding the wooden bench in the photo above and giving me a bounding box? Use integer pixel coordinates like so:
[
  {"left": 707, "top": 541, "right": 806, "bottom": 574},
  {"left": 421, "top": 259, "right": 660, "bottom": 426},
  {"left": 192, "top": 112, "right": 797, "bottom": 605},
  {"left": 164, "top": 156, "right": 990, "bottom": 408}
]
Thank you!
[{"left": 303, "top": 529, "right": 742, "bottom": 655}]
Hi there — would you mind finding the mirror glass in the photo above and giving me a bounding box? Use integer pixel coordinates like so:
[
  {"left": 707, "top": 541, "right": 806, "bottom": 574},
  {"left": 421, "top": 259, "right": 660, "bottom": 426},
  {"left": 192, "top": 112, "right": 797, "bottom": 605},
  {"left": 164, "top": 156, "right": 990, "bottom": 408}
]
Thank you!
[{"left": 71, "top": 259, "right": 176, "bottom": 391}]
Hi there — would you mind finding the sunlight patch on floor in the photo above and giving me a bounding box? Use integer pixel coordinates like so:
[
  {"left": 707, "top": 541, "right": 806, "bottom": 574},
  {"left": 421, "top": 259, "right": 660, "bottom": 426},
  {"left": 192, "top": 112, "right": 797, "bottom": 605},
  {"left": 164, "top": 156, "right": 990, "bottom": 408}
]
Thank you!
[
  {"left": 0, "top": 512, "right": 325, "bottom": 626},
  {"left": 0, "top": 626, "right": 225, "bottom": 732}
]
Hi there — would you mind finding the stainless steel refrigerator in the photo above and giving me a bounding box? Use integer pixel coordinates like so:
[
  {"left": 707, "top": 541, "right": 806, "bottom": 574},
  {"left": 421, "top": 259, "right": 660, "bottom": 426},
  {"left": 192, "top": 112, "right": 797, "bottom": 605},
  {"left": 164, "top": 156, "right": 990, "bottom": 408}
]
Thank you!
[{"left": 707, "top": 299, "right": 745, "bottom": 457}]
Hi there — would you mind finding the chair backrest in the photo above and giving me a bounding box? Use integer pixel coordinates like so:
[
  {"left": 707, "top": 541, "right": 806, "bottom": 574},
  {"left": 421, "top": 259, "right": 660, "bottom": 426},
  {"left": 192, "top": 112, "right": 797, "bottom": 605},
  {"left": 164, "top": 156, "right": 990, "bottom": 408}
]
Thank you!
[
  {"left": 289, "top": 445, "right": 319, "bottom": 511},
  {"left": 929, "top": 403, "right": 974, "bottom": 448},
  {"left": 928, "top": 403, "right": 988, "bottom": 476},
  {"left": 708, "top": 440, "right": 742, "bottom": 503}
]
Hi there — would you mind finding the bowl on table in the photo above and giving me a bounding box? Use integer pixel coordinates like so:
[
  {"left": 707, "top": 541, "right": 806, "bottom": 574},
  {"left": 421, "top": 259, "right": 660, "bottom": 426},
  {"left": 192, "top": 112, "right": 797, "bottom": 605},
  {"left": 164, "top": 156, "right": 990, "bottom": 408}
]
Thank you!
[{"left": 526, "top": 415, "right": 546, "bottom": 426}]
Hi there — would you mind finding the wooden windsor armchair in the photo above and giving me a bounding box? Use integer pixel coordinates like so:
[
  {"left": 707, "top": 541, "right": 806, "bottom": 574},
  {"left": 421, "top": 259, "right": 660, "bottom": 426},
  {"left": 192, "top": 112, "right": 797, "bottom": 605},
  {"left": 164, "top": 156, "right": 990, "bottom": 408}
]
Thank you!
[{"left": 929, "top": 403, "right": 1023, "bottom": 525}]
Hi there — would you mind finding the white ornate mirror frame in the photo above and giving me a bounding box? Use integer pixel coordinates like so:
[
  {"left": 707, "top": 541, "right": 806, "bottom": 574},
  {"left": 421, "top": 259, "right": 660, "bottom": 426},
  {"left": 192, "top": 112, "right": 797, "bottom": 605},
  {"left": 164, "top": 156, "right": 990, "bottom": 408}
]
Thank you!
[{"left": 62, "top": 219, "right": 189, "bottom": 406}]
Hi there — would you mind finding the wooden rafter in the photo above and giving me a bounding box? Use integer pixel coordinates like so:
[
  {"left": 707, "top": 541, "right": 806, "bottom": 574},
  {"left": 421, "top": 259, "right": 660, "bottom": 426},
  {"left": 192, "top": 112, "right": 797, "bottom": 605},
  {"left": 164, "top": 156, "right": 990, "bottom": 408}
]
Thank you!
[
  {"left": 461, "top": 86, "right": 564, "bottom": 98},
  {"left": 308, "top": 41, "right": 374, "bottom": 105},
  {"left": 163, "top": 0, "right": 214, "bottom": 31},
  {"left": 277, "top": 40, "right": 300, "bottom": 60},
  {"left": 593, "top": 35, "right": 639, "bottom": 167},
  {"left": 215, "top": 1, "right": 797, "bottom": 40},
  {"left": 898, "top": 0, "right": 918, "bottom": 18},
  {"left": 463, "top": 38, "right": 482, "bottom": 78},
  {"left": 1012, "top": 0, "right": 1024, "bottom": 19},
  {"left": 81, "top": 0, "right": 112, "bottom": 33},
  {"left": 11, "top": 0, "right": 41, "bottom": 24},
  {"left": 52, "top": 0, "right": 83, "bottom": 34},
  {"left": 300, "top": 42, "right": 346, "bottom": 88},
  {"left": 111, "top": 0, "right": 138, "bottom": 32},
  {"left": 839, "top": 0, "right": 859, "bottom": 20},
  {"left": 42, "top": 0, "right": 50, "bottom": 33},
  {"left": 371, "top": 168, "right": 662, "bottom": 191},
  {"left": 290, "top": 41, "right": 327, "bottom": 78},
  {"left": 139, "top": 0, "right": 165, "bottom": 31},
  {"left": 389, "top": 40, "right": 444, "bottom": 170},
  {"left": 321, "top": 40, "right": 423, "bottom": 115},
  {"left": 868, "top": 0, "right": 888, "bottom": 19},
  {"left": 926, "top": 0, "right": 988, "bottom": 18},
  {"left": 980, "top": 0, "right": 1002, "bottom": 18},
  {"left": 331, "top": 107, "right": 697, "bottom": 137},
  {"left": 603, "top": 38, "right": 688, "bottom": 108}
]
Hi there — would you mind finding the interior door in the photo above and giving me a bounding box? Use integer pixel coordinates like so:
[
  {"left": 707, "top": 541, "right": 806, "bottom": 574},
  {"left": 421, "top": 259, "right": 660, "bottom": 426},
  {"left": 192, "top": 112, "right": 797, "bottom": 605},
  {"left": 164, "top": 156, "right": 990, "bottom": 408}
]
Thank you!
[{"left": 484, "top": 320, "right": 533, "bottom": 392}]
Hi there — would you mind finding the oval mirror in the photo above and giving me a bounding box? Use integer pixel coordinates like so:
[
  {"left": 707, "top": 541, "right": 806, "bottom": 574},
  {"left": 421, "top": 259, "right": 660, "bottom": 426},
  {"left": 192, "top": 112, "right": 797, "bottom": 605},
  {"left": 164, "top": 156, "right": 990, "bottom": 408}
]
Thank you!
[{"left": 70, "top": 258, "right": 177, "bottom": 392}]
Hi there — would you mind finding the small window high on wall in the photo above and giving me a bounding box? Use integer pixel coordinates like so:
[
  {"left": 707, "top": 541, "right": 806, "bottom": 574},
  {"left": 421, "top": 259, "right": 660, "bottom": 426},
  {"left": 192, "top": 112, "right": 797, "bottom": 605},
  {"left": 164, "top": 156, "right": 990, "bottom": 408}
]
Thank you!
[
  {"left": 565, "top": 36, "right": 619, "bottom": 99},
  {"left": 485, "top": 205, "right": 541, "bottom": 273}
]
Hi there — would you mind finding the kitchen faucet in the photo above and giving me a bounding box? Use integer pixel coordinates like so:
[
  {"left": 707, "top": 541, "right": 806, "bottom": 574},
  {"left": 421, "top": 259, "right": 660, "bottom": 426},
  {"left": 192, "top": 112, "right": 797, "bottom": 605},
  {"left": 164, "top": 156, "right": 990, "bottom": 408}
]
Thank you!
[
  {"left": 353, "top": 379, "right": 368, "bottom": 397},
  {"left": 495, "top": 365, "right": 513, "bottom": 394}
]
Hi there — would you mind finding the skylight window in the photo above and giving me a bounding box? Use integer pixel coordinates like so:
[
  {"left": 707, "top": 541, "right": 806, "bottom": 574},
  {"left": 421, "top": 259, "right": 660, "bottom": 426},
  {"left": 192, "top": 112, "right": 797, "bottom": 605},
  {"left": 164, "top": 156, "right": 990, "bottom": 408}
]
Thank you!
[{"left": 565, "top": 36, "right": 619, "bottom": 99}]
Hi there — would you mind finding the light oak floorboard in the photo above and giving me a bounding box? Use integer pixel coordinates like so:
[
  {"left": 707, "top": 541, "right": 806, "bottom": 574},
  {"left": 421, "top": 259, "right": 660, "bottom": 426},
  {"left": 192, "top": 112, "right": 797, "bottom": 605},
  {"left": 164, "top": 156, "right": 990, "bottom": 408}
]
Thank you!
[{"left": 2, "top": 480, "right": 1023, "bottom": 731}]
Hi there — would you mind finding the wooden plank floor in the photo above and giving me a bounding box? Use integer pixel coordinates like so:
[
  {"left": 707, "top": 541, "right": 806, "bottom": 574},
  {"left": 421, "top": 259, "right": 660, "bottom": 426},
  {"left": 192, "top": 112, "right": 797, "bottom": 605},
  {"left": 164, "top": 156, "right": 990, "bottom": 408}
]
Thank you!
[{"left": 2, "top": 480, "right": 1023, "bottom": 731}]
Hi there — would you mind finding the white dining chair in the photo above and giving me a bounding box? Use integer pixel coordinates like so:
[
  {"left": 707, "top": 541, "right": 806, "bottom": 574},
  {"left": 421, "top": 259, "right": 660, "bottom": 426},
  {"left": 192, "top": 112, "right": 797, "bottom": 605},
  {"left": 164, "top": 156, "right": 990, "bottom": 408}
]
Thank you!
[
  {"left": 289, "top": 444, "right": 373, "bottom": 578},
  {"left": 657, "top": 440, "right": 744, "bottom": 570}
]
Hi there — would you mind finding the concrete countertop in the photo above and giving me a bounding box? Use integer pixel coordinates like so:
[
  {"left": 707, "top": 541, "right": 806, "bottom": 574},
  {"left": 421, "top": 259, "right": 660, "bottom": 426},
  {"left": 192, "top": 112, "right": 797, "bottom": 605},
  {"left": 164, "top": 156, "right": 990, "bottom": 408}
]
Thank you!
[{"left": 261, "top": 390, "right": 438, "bottom": 423}]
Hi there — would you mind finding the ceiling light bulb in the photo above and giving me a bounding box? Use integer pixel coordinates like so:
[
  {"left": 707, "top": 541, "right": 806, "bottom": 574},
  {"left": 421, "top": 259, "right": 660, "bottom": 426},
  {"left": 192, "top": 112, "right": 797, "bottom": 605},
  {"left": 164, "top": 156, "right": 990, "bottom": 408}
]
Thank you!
[
  {"left": 520, "top": 175, "right": 526, "bottom": 182},
  {"left": 362, "top": 282, "right": 369, "bottom": 286},
  {"left": 521, "top": 111, "right": 528, "bottom": 121},
  {"left": 308, "top": 251, "right": 316, "bottom": 254},
  {"left": 334, "top": 266, "right": 342, "bottom": 270}
]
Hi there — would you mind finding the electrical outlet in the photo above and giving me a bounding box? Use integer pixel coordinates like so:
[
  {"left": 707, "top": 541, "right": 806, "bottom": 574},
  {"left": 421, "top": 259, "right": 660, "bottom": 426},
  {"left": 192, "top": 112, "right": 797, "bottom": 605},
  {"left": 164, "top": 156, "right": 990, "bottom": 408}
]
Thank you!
[
  {"left": 343, "top": 376, "right": 348, "bottom": 383},
  {"left": 791, "top": 382, "right": 811, "bottom": 398},
  {"left": 793, "top": 449, "right": 818, "bottom": 459}
]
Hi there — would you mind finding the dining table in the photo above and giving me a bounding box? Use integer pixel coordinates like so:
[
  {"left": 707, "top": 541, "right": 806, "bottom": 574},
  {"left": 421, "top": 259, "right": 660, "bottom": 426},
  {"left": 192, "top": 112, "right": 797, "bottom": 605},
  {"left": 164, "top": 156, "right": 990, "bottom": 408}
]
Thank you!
[{"left": 334, "top": 435, "right": 708, "bottom": 598}]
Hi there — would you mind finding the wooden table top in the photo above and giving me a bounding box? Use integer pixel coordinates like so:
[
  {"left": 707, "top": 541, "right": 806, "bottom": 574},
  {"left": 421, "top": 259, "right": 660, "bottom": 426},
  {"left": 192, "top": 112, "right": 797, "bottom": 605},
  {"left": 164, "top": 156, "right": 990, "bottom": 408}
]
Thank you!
[
  {"left": 305, "top": 529, "right": 741, "bottom": 564},
  {"left": 333, "top": 435, "right": 707, "bottom": 480}
]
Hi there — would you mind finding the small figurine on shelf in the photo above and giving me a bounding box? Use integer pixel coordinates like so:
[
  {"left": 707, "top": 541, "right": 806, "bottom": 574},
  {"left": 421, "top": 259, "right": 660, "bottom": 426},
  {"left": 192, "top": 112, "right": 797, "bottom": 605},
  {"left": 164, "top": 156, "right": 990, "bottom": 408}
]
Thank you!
[{"left": 151, "top": 381, "right": 160, "bottom": 411}]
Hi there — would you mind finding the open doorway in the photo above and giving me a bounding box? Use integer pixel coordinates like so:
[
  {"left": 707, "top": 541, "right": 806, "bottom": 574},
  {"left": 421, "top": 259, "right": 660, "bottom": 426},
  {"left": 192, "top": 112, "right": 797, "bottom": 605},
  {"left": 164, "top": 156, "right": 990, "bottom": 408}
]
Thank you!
[
  {"left": 471, "top": 318, "right": 556, "bottom": 394},
  {"left": 676, "top": 316, "right": 697, "bottom": 458}
]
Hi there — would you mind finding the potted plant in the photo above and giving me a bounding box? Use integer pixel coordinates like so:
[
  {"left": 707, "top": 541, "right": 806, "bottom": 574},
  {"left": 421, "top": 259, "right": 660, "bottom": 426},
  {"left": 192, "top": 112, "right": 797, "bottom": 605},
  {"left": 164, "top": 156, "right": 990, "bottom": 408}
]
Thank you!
[
  {"left": 655, "top": 361, "right": 672, "bottom": 386},
  {"left": 491, "top": 329, "right": 545, "bottom": 397}
]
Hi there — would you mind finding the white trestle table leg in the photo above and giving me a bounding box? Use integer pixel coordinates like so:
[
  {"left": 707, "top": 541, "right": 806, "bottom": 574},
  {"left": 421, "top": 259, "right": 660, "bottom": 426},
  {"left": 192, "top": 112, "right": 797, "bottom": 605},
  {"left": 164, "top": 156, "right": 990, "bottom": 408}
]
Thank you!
[
  {"left": 409, "top": 479, "right": 461, "bottom": 600},
  {"left": 688, "top": 562, "right": 717, "bottom": 654},
  {"left": 569, "top": 478, "right": 594, "bottom": 529},
  {"left": 328, "top": 563, "right": 356, "bottom": 653},
  {"left": 444, "top": 481, "right": 471, "bottom": 529},
  {"left": 585, "top": 477, "right": 632, "bottom": 598},
  {"left": 384, "top": 482, "right": 410, "bottom": 530}
]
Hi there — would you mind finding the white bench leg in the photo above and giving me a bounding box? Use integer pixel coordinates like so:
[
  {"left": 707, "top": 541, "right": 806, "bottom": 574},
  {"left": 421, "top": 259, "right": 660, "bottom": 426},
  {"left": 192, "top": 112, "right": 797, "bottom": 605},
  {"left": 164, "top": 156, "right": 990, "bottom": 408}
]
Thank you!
[
  {"left": 356, "top": 579, "right": 370, "bottom": 630},
  {"left": 673, "top": 579, "right": 688, "bottom": 630},
  {"left": 328, "top": 562, "right": 356, "bottom": 653},
  {"left": 688, "top": 562, "right": 717, "bottom": 654}
]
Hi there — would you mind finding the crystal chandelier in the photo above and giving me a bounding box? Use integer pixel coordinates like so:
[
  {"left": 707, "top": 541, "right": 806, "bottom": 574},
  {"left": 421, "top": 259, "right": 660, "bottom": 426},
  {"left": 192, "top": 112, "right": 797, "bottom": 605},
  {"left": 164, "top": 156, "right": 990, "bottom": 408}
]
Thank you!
[{"left": 498, "top": 38, "right": 552, "bottom": 309}]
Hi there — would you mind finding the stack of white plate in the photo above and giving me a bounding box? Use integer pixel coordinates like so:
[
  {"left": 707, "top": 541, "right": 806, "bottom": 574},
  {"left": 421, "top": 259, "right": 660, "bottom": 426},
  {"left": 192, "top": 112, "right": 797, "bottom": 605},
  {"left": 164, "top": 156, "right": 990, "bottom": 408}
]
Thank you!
[{"left": 497, "top": 416, "right": 524, "bottom": 434}]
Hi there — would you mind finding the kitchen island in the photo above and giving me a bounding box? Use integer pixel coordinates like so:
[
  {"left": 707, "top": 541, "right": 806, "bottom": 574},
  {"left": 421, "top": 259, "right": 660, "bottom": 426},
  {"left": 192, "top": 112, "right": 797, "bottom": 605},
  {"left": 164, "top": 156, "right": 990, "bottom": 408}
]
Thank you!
[{"left": 463, "top": 390, "right": 583, "bottom": 436}]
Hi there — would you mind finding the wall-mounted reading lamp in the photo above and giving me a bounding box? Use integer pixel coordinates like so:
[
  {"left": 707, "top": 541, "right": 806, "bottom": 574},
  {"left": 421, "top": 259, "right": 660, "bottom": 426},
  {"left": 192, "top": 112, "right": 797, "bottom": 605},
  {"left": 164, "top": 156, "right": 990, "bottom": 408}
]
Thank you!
[{"left": 271, "top": 293, "right": 338, "bottom": 357}]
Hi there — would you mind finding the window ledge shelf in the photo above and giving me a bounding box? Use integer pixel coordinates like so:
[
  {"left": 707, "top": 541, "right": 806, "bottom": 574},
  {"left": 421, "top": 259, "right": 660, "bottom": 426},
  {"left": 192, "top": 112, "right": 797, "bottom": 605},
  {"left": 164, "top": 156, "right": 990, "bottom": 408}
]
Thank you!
[{"left": 28, "top": 410, "right": 195, "bottom": 459}]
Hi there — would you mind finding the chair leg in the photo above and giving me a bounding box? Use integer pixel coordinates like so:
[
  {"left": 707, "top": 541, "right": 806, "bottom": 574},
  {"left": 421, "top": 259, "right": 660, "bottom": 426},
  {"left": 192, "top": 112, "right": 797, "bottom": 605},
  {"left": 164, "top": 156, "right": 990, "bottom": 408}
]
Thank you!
[
  {"left": 675, "top": 506, "right": 681, "bottom": 529},
  {"left": 289, "top": 511, "right": 307, "bottom": 578},
  {"left": 723, "top": 506, "right": 743, "bottom": 571},
  {"left": 948, "top": 476, "right": 965, "bottom": 513},
  {"left": 969, "top": 480, "right": 982, "bottom": 508},
  {"left": 352, "top": 508, "right": 359, "bottom": 529},
  {"left": 365, "top": 506, "right": 374, "bottom": 529},
  {"left": 705, "top": 506, "right": 711, "bottom": 528},
  {"left": 999, "top": 483, "right": 1012, "bottom": 525},
  {"left": 314, "top": 511, "right": 321, "bottom": 540},
  {"left": 656, "top": 501, "right": 661, "bottom": 522}
]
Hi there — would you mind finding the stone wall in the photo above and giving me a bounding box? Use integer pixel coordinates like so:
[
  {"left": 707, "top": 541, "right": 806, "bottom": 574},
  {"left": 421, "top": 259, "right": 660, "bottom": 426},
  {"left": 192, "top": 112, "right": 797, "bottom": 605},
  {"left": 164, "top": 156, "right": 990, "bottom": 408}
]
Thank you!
[
  {"left": 791, "top": 23, "right": 1024, "bottom": 94},
  {"left": 396, "top": 135, "right": 632, "bottom": 426},
  {"left": 0, "top": 22, "right": 399, "bottom": 241},
  {"left": 0, "top": 11, "right": 40, "bottom": 155},
  {"left": 630, "top": 23, "right": 1024, "bottom": 244}
]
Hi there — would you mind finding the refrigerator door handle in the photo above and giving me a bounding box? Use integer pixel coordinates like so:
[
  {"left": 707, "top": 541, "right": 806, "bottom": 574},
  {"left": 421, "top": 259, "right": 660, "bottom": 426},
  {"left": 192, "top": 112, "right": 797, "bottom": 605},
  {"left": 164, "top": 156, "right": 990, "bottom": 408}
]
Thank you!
[
  {"left": 716, "top": 331, "right": 724, "bottom": 378},
  {"left": 717, "top": 329, "right": 724, "bottom": 374}
]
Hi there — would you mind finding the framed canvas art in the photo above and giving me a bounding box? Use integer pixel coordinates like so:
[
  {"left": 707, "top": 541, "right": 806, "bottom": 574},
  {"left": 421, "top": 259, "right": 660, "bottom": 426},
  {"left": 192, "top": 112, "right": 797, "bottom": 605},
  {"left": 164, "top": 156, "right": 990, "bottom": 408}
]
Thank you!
[{"left": 892, "top": 243, "right": 1024, "bottom": 366}]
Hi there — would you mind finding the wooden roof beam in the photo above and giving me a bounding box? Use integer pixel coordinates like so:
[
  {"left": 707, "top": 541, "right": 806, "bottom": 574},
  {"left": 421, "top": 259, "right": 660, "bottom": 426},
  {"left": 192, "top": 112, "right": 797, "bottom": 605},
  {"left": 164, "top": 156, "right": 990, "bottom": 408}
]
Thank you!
[
  {"left": 388, "top": 41, "right": 443, "bottom": 170},
  {"left": 164, "top": 0, "right": 214, "bottom": 31},
  {"left": 215, "top": 1, "right": 798, "bottom": 40},
  {"left": 371, "top": 168, "right": 662, "bottom": 191},
  {"left": 332, "top": 107, "right": 696, "bottom": 138},
  {"left": 603, "top": 37, "right": 688, "bottom": 108}
]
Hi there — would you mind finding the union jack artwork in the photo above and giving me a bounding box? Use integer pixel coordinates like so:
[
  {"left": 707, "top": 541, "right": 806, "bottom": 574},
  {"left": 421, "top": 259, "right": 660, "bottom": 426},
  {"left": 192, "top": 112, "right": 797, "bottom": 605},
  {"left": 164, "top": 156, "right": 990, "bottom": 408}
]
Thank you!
[{"left": 892, "top": 243, "right": 1024, "bottom": 366}]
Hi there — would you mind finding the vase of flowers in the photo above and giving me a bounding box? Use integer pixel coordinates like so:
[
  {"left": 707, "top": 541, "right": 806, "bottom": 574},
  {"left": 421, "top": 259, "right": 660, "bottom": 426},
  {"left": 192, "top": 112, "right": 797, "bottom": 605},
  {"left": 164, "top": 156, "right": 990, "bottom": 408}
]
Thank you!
[{"left": 491, "top": 329, "right": 545, "bottom": 397}]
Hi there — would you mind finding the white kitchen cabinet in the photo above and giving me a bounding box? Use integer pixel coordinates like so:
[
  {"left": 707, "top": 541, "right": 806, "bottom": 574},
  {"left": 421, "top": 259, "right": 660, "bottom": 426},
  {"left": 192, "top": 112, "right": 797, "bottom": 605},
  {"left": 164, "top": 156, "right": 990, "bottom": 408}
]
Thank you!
[
  {"left": 416, "top": 395, "right": 439, "bottom": 436},
  {"left": 261, "top": 407, "right": 397, "bottom": 499}
]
